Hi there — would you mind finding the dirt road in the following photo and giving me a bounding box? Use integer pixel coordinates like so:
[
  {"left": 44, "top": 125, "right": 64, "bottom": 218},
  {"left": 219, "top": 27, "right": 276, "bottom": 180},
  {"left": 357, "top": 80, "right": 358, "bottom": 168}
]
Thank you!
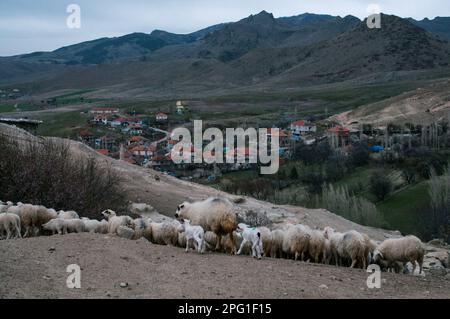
[{"left": 0, "top": 233, "right": 448, "bottom": 299}]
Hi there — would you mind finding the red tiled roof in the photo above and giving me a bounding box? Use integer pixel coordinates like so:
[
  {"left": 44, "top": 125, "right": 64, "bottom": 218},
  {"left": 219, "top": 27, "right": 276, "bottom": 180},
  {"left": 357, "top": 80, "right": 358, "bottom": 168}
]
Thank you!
[
  {"left": 79, "top": 130, "right": 93, "bottom": 137},
  {"left": 156, "top": 112, "right": 168, "bottom": 117},
  {"left": 328, "top": 125, "right": 350, "bottom": 134},
  {"left": 291, "top": 120, "right": 306, "bottom": 126},
  {"left": 96, "top": 149, "right": 109, "bottom": 156},
  {"left": 267, "top": 128, "right": 288, "bottom": 137},
  {"left": 130, "top": 136, "right": 144, "bottom": 142}
]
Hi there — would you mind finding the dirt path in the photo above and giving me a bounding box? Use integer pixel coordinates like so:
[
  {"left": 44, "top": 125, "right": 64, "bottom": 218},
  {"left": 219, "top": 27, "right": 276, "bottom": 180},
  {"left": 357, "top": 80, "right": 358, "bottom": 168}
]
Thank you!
[{"left": 0, "top": 233, "right": 448, "bottom": 299}]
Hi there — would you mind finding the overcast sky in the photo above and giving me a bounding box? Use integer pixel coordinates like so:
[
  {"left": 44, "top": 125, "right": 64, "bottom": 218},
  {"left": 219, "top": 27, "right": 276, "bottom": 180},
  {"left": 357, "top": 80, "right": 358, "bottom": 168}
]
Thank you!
[{"left": 1, "top": 0, "right": 449, "bottom": 56}]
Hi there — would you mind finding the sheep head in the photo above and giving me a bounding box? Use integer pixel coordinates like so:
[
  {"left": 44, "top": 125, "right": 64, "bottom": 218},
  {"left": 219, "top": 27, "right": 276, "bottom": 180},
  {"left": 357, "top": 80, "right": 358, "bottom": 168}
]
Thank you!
[{"left": 174, "top": 202, "right": 190, "bottom": 220}]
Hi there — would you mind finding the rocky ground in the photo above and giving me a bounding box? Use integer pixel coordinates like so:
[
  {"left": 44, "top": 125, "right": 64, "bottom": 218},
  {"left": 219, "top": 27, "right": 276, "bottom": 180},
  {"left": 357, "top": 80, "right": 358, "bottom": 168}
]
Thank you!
[{"left": 0, "top": 233, "right": 449, "bottom": 299}]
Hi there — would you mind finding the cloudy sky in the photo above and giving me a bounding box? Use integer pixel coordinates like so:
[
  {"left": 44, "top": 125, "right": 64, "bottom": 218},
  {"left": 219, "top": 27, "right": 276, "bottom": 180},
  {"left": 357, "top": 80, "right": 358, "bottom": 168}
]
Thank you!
[{"left": 0, "top": 0, "right": 449, "bottom": 56}]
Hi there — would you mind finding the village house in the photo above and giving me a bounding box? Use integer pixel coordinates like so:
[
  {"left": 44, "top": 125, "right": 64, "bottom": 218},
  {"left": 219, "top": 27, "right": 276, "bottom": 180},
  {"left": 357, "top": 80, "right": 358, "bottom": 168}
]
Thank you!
[
  {"left": 290, "top": 120, "right": 317, "bottom": 135},
  {"left": 176, "top": 101, "right": 186, "bottom": 115},
  {"left": 156, "top": 112, "right": 168, "bottom": 122},
  {"left": 111, "top": 117, "right": 144, "bottom": 128},
  {"left": 327, "top": 125, "right": 351, "bottom": 148},
  {"left": 90, "top": 107, "right": 119, "bottom": 115},
  {"left": 79, "top": 130, "right": 95, "bottom": 145}
]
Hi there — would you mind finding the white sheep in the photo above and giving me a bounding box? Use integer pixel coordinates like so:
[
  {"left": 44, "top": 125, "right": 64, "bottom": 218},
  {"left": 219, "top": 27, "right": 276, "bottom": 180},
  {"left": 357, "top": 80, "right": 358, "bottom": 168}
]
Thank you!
[
  {"left": 145, "top": 219, "right": 179, "bottom": 246},
  {"left": 308, "top": 229, "right": 327, "bottom": 263},
  {"left": 42, "top": 219, "right": 66, "bottom": 235},
  {"left": 64, "top": 219, "right": 86, "bottom": 233},
  {"left": 96, "top": 220, "right": 110, "bottom": 234},
  {"left": 9, "top": 204, "right": 37, "bottom": 237},
  {"left": 236, "top": 223, "right": 263, "bottom": 259},
  {"left": 0, "top": 212, "right": 21, "bottom": 239},
  {"left": 337, "top": 230, "right": 367, "bottom": 269},
  {"left": 269, "top": 229, "right": 285, "bottom": 258},
  {"left": 323, "top": 226, "right": 344, "bottom": 266},
  {"left": 131, "top": 218, "right": 150, "bottom": 239},
  {"left": 58, "top": 210, "right": 80, "bottom": 220},
  {"left": 282, "top": 224, "right": 311, "bottom": 261},
  {"left": 175, "top": 197, "right": 237, "bottom": 254},
  {"left": 373, "top": 235, "right": 425, "bottom": 275},
  {"left": 258, "top": 226, "right": 272, "bottom": 257},
  {"left": 204, "top": 231, "right": 241, "bottom": 254},
  {"left": 81, "top": 218, "right": 102, "bottom": 233},
  {"left": 101, "top": 210, "right": 133, "bottom": 235},
  {"left": 177, "top": 219, "right": 206, "bottom": 254}
]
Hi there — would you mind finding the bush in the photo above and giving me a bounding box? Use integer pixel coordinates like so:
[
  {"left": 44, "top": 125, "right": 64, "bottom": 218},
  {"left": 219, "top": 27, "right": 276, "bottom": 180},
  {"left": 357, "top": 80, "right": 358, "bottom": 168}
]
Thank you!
[
  {"left": 369, "top": 171, "right": 393, "bottom": 201},
  {"left": 321, "top": 184, "right": 385, "bottom": 228},
  {"left": 0, "top": 134, "right": 126, "bottom": 219}
]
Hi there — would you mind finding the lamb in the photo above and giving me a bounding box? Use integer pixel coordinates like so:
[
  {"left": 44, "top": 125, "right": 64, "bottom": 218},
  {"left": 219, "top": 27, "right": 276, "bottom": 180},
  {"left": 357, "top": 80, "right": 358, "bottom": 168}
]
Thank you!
[
  {"left": 58, "top": 210, "right": 80, "bottom": 220},
  {"left": 117, "top": 226, "right": 135, "bottom": 240},
  {"left": 81, "top": 218, "right": 102, "bottom": 233},
  {"left": 64, "top": 219, "right": 86, "bottom": 233},
  {"left": 175, "top": 197, "right": 237, "bottom": 254},
  {"left": 42, "top": 219, "right": 66, "bottom": 235},
  {"left": 144, "top": 219, "right": 179, "bottom": 246},
  {"left": 96, "top": 220, "right": 110, "bottom": 234},
  {"left": 101, "top": 210, "right": 133, "bottom": 235},
  {"left": 372, "top": 235, "right": 425, "bottom": 275},
  {"left": 269, "top": 229, "right": 285, "bottom": 258},
  {"left": 282, "top": 224, "right": 311, "bottom": 261},
  {"left": 236, "top": 223, "right": 263, "bottom": 259},
  {"left": 177, "top": 219, "right": 206, "bottom": 254},
  {"left": 0, "top": 212, "right": 21, "bottom": 239}
]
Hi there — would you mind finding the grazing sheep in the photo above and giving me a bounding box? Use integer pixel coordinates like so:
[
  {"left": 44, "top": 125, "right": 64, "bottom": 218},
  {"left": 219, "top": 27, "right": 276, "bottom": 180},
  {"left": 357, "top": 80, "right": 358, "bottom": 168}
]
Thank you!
[
  {"left": 58, "top": 210, "right": 80, "bottom": 220},
  {"left": 0, "top": 212, "right": 21, "bottom": 239},
  {"left": 177, "top": 219, "right": 206, "bottom": 254},
  {"left": 204, "top": 231, "right": 241, "bottom": 254},
  {"left": 236, "top": 223, "right": 263, "bottom": 259},
  {"left": 323, "top": 238, "right": 332, "bottom": 264},
  {"left": 258, "top": 226, "right": 272, "bottom": 257},
  {"left": 81, "top": 218, "right": 102, "bottom": 233},
  {"left": 9, "top": 204, "right": 37, "bottom": 238},
  {"left": 96, "top": 220, "right": 110, "bottom": 234},
  {"left": 282, "top": 224, "right": 311, "bottom": 261},
  {"left": 35, "top": 206, "right": 58, "bottom": 235},
  {"left": 101, "top": 210, "right": 133, "bottom": 235},
  {"left": 42, "top": 219, "right": 67, "bottom": 235},
  {"left": 373, "top": 235, "right": 425, "bottom": 275},
  {"left": 145, "top": 219, "right": 179, "bottom": 246},
  {"left": 323, "top": 227, "right": 344, "bottom": 266},
  {"left": 0, "top": 202, "right": 13, "bottom": 213},
  {"left": 269, "top": 229, "right": 285, "bottom": 258},
  {"left": 131, "top": 218, "right": 150, "bottom": 240},
  {"left": 64, "top": 219, "right": 86, "bottom": 233},
  {"left": 175, "top": 197, "right": 237, "bottom": 254},
  {"left": 337, "top": 230, "right": 367, "bottom": 269},
  {"left": 308, "top": 229, "right": 327, "bottom": 263},
  {"left": 117, "top": 226, "right": 135, "bottom": 240}
]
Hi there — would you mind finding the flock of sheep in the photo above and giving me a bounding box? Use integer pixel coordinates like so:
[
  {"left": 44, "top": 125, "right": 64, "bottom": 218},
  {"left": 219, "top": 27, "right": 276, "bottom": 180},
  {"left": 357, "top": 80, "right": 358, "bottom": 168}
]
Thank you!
[{"left": 0, "top": 197, "right": 425, "bottom": 275}]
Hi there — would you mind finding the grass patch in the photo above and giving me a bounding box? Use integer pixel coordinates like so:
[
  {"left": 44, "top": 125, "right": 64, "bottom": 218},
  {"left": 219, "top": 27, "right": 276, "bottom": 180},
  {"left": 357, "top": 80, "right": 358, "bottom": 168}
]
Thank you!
[
  {"left": 377, "top": 181, "right": 430, "bottom": 236},
  {"left": 36, "top": 110, "right": 89, "bottom": 138},
  {"left": 0, "top": 104, "right": 16, "bottom": 113}
]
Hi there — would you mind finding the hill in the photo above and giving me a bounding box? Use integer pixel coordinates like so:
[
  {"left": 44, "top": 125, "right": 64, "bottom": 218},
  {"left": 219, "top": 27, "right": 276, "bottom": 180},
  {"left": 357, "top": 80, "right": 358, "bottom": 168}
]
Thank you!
[{"left": 3, "top": 12, "right": 450, "bottom": 98}]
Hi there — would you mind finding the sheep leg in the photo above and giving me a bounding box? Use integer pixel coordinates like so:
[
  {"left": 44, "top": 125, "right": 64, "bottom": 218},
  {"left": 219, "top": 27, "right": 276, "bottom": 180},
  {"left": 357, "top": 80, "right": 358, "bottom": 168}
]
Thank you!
[
  {"left": 185, "top": 239, "right": 190, "bottom": 253},
  {"left": 215, "top": 234, "right": 222, "bottom": 252},
  {"left": 417, "top": 256, "right": 424, "bottom": 275},
  {"left": 350, "top": 258, "right": 357, "bottom": 268},
  {"left": 237, "top": 239, "right": 248, "bottom": 255},
  {"left": 229, "top": 232, "right": 236, "bottom": 255}
]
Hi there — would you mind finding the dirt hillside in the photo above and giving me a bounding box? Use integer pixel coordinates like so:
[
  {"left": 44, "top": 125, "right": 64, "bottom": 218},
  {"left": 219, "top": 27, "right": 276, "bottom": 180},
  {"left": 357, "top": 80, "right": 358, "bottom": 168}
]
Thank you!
[{"left": 1, "top": 233, "right": 449, "bottom": 299}]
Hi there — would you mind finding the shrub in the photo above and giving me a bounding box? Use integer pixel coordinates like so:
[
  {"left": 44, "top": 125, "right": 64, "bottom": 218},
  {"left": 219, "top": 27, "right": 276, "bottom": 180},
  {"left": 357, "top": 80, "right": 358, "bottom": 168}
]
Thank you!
[
  {"left": 0, "top": 134, "right": 126, "bottom": 219},
  {"left": 369, "top": 171, "right": 393, "bottom": 201}
]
